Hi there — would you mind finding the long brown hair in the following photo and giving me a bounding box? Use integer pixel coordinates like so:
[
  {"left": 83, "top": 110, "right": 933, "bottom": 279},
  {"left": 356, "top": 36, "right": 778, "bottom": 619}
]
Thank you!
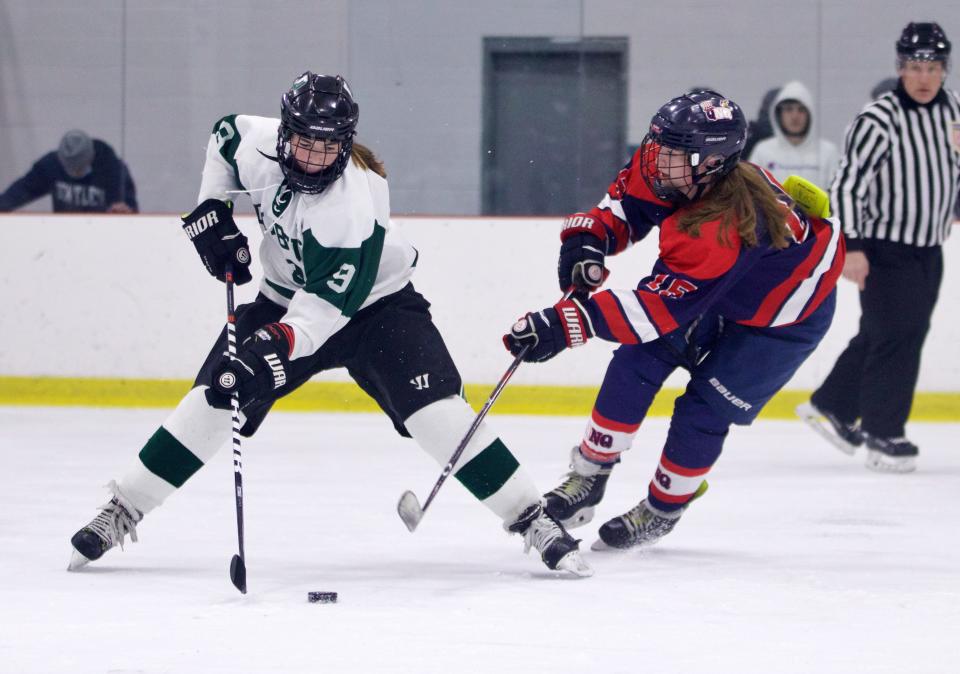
[
  {"left": 351, "top": 142, "right": 386, "bottom": 178},
  {"left": 676, "top": 164, "right": 791, "bottom": 249}
]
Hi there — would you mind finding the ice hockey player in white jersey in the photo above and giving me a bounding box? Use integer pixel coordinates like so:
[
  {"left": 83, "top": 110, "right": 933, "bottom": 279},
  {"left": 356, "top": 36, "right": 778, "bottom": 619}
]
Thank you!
[{"left": 68, "top": 72, "right": 590, "bottom": 578}]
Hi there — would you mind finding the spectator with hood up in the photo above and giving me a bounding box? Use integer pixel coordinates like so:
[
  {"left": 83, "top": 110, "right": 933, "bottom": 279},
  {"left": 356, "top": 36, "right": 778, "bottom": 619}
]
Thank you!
[{"left": 748, "top": 81, "right": 839, "bottom": 188}]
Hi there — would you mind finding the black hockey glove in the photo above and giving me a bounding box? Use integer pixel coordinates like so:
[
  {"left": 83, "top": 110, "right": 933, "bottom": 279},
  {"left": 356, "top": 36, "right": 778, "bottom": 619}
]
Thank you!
[
  {"left": 210, "top": 323, "right": 295, "bottom": 409},
  {"left": 182, "top": 198, "right": 252, "bottom": 285},
  {"left": 558, "top": 214, "right": 609, "bottom": 297},
  {"left": 503, "top": 299, "right": 594, "bottom": 363},
  {"left": 558, "top": 232, "right": 608, "bottom": 296}
]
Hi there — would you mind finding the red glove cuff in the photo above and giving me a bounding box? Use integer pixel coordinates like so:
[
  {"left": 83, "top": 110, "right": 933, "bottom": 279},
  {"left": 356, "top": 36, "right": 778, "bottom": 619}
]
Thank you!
[
  {"left": 260, "top": 322, "right": 296, "bottom": 358},
  {"left": 560, "top": 213, "right": 607, "bottom": 244},
  {"left": 554, "top": 299, "right": 593, "bottom": 348}
]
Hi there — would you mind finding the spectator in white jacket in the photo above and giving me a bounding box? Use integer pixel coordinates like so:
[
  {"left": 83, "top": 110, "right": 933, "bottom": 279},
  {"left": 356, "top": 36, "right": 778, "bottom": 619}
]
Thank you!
[{"left": 748, "top": 80, "right": 839, "bottom": 189}]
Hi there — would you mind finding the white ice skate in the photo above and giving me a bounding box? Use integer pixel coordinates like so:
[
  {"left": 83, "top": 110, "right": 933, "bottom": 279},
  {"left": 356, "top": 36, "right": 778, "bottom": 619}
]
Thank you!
[
  {"left": 796, "top": 402, "right": 864, "bottom": 456},
  {"left": 591, "top": 480, "right": 708, "bottom": 551},
  {"left": 507, "top": 502, "right": 593, "bottom": 577},
  {"left": 543, "top": 446, "right": 615, "bottom": 529},
  {"left": 864, "top": 435, "right": 918, "bottom": 474},
  {"left": 68, "top": 481, "right": 142, "bottom": 571}
]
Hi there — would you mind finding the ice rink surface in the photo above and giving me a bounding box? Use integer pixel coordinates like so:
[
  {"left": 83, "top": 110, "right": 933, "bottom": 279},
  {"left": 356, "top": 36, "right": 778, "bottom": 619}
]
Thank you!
[{"left": 1, "top": 406, "right": 958, "bottom": 674}]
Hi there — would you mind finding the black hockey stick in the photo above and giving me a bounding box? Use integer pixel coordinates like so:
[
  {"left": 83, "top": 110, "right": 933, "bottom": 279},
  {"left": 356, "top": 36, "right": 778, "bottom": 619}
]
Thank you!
[
  {"left": 397, "top": 289, "right": 574, "bottom": 532},
  {"left": 225, "top": 264, "right": 247, "bottom": 594}
]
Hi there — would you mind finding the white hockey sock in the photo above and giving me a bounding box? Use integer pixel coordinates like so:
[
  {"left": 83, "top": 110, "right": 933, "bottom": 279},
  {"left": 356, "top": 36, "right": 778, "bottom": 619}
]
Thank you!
[
  {"left": 580, "top": 408, "right": 638, "bottom": 462},
  {"left": 117, "top": 386, "right": 233, "bottom": 514},
  {"left": 404, "top": 396, "right": 540, "bottom": 523}
]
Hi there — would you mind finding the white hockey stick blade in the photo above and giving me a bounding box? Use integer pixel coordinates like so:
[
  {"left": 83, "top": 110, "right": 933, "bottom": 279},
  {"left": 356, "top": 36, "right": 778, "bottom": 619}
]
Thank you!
[{"left": 397, "top": 490, "right": 424, "bottom": 532}]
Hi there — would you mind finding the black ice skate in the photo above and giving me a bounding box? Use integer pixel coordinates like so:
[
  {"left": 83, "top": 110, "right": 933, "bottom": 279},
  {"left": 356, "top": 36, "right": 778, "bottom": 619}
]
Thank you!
[
  {"left": 543, "top": 445, "right": 615, "bottom": 529},
  {"left": 591, "top": 481, "right": 708, "bottom": 552},
  {"left": 864, "top": 435, "right": 918, "bottom": 474},
  {"left": 796, "top": 401, "right": 864, "bottom": 456},
  {"left": 68, "top": 481, "right": 142, "bottom": 571},
  {"left": 507, "top": 502, "right": 592, "bottom": 577}
]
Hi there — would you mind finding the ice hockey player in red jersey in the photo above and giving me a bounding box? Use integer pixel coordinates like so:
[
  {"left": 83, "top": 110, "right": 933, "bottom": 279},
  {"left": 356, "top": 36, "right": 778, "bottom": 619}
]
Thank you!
[{"left": 504, "top": 90, "right": 844, "bottom": 551}]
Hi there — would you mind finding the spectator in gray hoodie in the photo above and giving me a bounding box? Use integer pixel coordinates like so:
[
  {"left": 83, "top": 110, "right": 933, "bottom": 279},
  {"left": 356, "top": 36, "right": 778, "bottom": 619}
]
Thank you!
[{"left": 748, "top": 81, "right": 839, "bottom": 189}]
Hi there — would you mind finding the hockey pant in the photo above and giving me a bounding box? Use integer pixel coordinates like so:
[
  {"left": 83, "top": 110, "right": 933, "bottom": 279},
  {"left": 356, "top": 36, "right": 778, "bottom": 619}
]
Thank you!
[
  {"left": 581, "top": 293, "right": 835, "bottom": 511},
  {"left": 116, "top": 285, "right": 539, "bottom": 523}
]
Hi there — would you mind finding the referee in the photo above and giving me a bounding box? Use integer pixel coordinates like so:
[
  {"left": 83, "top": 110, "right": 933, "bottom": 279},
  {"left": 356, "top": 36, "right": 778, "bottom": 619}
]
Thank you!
[{"left": 799, "top": 21, "right": 960, "bottom": 473}]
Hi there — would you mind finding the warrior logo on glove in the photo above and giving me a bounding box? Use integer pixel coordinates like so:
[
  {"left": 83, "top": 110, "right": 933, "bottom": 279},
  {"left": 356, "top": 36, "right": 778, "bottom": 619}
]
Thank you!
[
  {"left": 217, "top": 371, "right": 237, "bottom": 390},
  {"left": 262, "top": 353, "right": 287, "bottom": 389},
  {"left": 504, "top": 300, "right": 595, "bottom": 363},
  {"left": 210, "top": 322, "right": 295, "bottom": 409},
  {"left": 558, "top": 214, "right": 609, "bottom": 295},
  {"left": 585, "top": 264, "right": 604, "bottom": 284},
  {"left": 181, "top": 198, "right": 253, "bottom": 285}
]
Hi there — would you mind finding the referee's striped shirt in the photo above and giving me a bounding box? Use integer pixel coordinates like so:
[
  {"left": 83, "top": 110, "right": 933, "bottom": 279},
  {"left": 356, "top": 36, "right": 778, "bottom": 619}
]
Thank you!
[{"left": 830, "top": 84, "right": 960, "bottom": 250}]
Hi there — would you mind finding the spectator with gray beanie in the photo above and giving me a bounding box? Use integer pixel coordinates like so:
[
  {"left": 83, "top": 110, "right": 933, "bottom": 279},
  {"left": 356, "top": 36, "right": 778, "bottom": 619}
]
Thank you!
[{"left": 0, "top": 130, "right": 137, "bottom": 213}]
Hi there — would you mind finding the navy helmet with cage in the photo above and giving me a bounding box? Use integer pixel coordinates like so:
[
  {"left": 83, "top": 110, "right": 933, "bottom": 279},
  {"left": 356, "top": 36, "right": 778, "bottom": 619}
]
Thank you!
[
  {"left": 896, "top": 22, "right": 951, "bottom": 68},
  {"left": 638, "top": 90, "right": 747, "bottom": 203},
  {"left": 276, "top": 72, "right": 359, "bottom": 194}
]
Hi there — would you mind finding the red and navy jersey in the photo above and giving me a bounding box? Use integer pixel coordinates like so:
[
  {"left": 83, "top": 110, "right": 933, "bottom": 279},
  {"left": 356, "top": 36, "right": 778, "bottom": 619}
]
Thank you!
[{"left": 570, "top": 152, "right": 845, "bottom": 345}]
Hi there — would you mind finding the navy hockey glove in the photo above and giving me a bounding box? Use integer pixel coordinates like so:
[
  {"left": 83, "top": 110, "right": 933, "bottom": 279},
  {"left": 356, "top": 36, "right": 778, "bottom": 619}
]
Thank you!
[
  {"left": 503, "top": 299, "right": 594, "bottom": 363},
  {"left": 558, "top": 214, "right": 609, "bottom": 296},
  {"left": 210, "top": 323, "right": 295, "bottom": 409},
  {"left": 182, "top": 198, "right": 252, "bottom": 285}
]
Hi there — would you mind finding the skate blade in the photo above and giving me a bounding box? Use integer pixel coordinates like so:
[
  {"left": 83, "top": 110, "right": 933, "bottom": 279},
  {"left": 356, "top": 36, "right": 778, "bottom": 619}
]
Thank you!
[
  {"left": 590, "top": 538, "right": 613, "bottom": 552},
  {"left": 589, "top": 538, "right": 632, "bottom": 552},
  {"left": 796, "top": 403, "right": 858, "bottom": 456},
  {"left": 560, "top": 506, "right": 595, "bottom": 530},
  {"left": 554, "top": 550, "right": 593, "bottom": 577},
  {"left": 68, "top": 549, "right": 91, "bottom": 571},
  {"left": 865, "top": 451, "right": 916, "bottom": 474},
  {"left": 590, "top": 534, "right": 660, "bottom": 552}
]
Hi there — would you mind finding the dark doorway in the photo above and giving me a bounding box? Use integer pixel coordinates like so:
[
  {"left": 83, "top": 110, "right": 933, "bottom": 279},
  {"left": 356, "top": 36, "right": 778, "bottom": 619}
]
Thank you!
[{"left": 482, "top": 37, "right": 627, "bottom": 215}]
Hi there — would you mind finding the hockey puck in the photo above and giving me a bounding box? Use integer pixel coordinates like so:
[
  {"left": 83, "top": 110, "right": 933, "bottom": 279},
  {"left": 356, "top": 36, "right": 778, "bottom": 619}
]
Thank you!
[{"left": 307, "top": 591, "right": 338, "bottom": 604}]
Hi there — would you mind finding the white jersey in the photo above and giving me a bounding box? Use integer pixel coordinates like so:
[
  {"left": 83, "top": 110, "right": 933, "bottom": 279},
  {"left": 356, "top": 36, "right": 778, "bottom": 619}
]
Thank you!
[{"left": 198, "top": 114, "right": 416, "bottom": 360}]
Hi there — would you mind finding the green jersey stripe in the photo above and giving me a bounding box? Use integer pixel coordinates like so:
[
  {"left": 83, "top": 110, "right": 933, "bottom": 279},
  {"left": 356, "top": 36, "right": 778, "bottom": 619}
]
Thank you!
[
  {"left": 301, "top": 220, "right": 386, "bottom": 317},
  {"left": 211, "top": 115, "right": 245, "bottom": 191},
  {"left": 264, "top": 278, "right": 296, "bottom": 299}
]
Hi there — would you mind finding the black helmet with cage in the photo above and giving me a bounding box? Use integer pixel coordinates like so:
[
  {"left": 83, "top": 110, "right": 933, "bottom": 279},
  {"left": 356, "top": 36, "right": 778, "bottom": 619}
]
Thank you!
[
  {"left": 638, "top": 90, "right": 747, "bottom": 204},
  {"left": 276, "top": 72, "right": 359, "bottom": 194},
  {"left": 896, "top": 22, "right": 951, "bottom": 69}
]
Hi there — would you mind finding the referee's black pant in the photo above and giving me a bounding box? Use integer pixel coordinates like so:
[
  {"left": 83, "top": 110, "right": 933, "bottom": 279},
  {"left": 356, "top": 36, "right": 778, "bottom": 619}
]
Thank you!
[{"left": 812, "top": 240, "right": 943, "bottom": 439}]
